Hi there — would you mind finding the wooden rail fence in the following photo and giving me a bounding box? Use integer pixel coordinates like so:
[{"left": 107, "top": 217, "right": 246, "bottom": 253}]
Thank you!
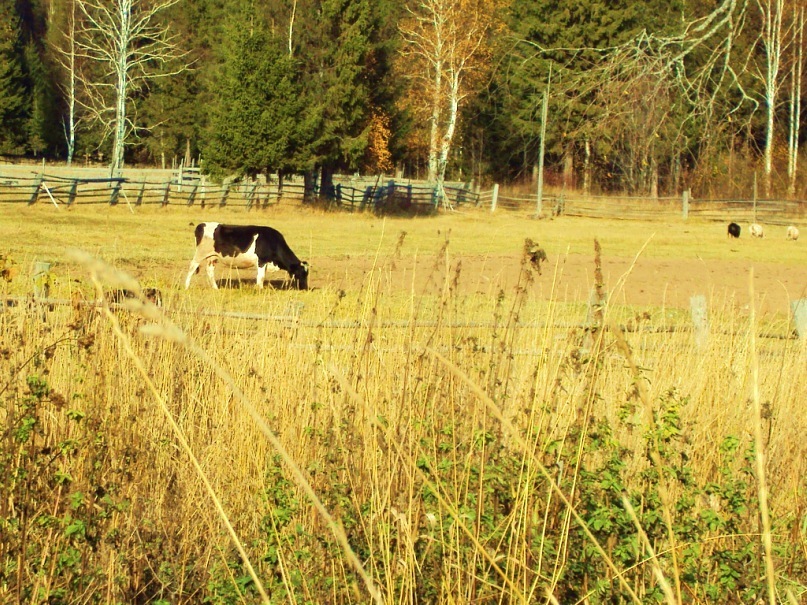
[
  {"left": 0, "top": 172, "right": 480, "bottom": 213},
  {"left": 2, "top": 168, "right": 806, "bottom": 226}
]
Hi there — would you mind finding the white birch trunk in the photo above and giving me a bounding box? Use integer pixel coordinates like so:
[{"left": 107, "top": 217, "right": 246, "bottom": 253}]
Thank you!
[
  {"left": 788, "top": 8, "right": 803, "bottom": 195},
  {"left": 436, "top": 77, "right": 459, "bottom": 194},
  {"left": 583, "top": 138, "right": 591, "bottom": 196},
  {"left": 761, "top": 0, "right": 784, "bottom": 196},
  {"left": 66, "top": 2, "right": 77, "bottom": 165},
  {"left": 288, "top": 0, "right": 297, "bottom": 57},
  {"left": 428, "top": 56, "right": 443, "bottom": 183}
]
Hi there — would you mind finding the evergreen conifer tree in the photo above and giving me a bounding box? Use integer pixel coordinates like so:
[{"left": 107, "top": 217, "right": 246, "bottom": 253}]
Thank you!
[
  {"left": 0, "top": 0, "right": 29, "bottom": 154},
  {"left": 204, "top": 13, "right": 311, "bottom": 179}
]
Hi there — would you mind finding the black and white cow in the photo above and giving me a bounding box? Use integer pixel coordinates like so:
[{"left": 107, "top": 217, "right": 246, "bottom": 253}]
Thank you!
[{"left": 185, "top": 222, "right": 309, "bottom": 290}]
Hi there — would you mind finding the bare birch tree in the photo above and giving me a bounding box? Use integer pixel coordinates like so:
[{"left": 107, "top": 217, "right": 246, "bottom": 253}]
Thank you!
[
  {"left": 399, "top": 0, "right": 504, "bottom": 198},
  {"left": 756, "top": 0, "right": 788, "bottom": 195},
  {"left": 513, "top": 0, "right": 760, "bottom": 195},
  {"left": 73, "top": 0, "right": 186, "bottom": 175}
]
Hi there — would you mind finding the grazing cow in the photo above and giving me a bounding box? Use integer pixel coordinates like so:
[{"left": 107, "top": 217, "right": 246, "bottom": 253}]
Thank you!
[
  {"left": 185, "top": 222, "right": 309, "bottom": 290},
  {"left": 786, "top": 225, "right": 800, "bottom": 241},
  {"left": 727, "top": 222, "right": 741, "bottom": 238},
  {"left": 749, "top": 223, "right": 764, "bottom": 238}
]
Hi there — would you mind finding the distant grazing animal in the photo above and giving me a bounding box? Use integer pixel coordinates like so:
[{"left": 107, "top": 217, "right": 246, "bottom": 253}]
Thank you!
[
  {"left": 749, "top": 223, "right": 764, "bottom": 238},
  {"left": 786, "top": 225, "right": 800, "bottom": 241},
  {"left": 727, "top": 222, "right": 741, "bottom": 238},
  {"left": 185, "top": 222, "right": 309, "bottom": 290}
]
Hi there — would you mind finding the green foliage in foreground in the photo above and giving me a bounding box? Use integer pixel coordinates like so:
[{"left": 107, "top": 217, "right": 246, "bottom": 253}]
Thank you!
[{"left": 1, "top": 299, "right": 804, "bottom": 604}]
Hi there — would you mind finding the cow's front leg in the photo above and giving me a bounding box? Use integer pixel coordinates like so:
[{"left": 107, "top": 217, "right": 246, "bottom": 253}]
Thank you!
[{"left": 255, "top": 264, "right": 266, "bottom": 289}]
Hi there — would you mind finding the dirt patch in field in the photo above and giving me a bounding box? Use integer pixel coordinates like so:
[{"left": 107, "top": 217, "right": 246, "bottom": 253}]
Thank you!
[{"left": 311, "top": 252, "right": 807, "bottom": 316}]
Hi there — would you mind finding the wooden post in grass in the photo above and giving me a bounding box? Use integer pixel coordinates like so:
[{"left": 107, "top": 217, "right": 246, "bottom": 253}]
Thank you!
[
  {"left": 491, "top": 183, "right": 499, "bottom": 212},
  {"left": 28, "top": 175, "right": 43, "bottom": 205},
  {"left": 186, "top": 183, "right": 198, "bottom": 206},
  {"left": 162, "top": 180, "right": 171, "bottom": 206},
  {"left": 690, "top": 294, "right": 709, "bottom": 349},
  {"left": 682, "top": 189, "right": 690, "bottom": 220},
  {"left": 219, "top": 182, "right": 230, "bottom": 207},
  {"left": 109, "top": 180, "right": 121, "bottom": 205},
  {"left": 792, "top": 299, "right": 807, "bottom": 339},
  {"left": 67, "top": 180, "right": 78, "bottom": 206}
]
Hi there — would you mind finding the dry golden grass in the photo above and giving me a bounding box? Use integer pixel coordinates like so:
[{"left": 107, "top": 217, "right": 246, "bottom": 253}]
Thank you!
[{"left": 1, "top": 203, "right": 806, "bottom": 603}]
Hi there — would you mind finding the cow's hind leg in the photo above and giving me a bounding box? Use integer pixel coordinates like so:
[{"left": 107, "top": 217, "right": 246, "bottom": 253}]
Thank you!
[
  {"left": 185, "top": 259, "right": 200, "bottom": 289},
  {"left": 205, "top": 261, "right": 218, "bottom": 289},
  {"left": 255, "top": 264, "right": 266, "bottom": 289}
]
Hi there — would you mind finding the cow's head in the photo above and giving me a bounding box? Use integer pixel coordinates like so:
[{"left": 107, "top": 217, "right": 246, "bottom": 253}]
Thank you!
[{"left": 290, "top": 261, "right": 309, "bottom": 290}]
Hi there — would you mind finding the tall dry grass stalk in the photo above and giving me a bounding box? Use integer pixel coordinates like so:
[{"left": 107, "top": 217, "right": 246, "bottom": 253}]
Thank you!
[{"left": 1, "top": 237, "right": 805, "bottom": 603}]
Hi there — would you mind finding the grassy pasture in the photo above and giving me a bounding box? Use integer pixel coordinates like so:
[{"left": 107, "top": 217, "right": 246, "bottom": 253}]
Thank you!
[{"left": 1, "top": 203, "right": 806, "bottom": 604}]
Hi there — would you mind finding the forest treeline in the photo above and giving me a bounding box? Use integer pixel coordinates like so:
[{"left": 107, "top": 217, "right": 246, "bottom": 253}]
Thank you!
[{"left": 1, "top": 0, "right": 805, "bottom": 198}]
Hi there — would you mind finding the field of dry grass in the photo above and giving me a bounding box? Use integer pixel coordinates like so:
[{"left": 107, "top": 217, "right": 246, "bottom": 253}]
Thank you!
[{"left": 1, "top": 203, "right": 805, "bottom": 604}]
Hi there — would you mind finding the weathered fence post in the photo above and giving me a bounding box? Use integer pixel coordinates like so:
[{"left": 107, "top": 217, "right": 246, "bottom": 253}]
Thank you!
[
  {"left": 219, "top": 182, "right": 230, "bottom": 207},
  {"left": 245, "top": 181, "right": 258, "bottom": 209},
  {"left": 28, "top": 175, "right": 43, "bottom": 205},
  {"left": 186, "top": 183, "right": 198, "bottom": 206},
  {"left": 67, "top": 180, "right": 78, "bottom": 206},
  {"left": 32, "top": 260, "right": 51, "bottom": 298},
  {"left": 792, "top": 299, "right": 807, "bottom": 339},
  {"left": 135, "top": 180, "right": 146, "bottom": 206},
  {"left": 682, "top": 189, "right": 690, "bottom": 220},
  {"left": 109, "top": 180, "right": 121, "bottom": 206},
  {"left": 491, "top": 183, "right": 499, "bottom": 212},
  {"left": 162, "top": 180, "right": 171, "bottom": 207},
  {"left": 690, "top": 294, "right": 709, "bottom": 349}
]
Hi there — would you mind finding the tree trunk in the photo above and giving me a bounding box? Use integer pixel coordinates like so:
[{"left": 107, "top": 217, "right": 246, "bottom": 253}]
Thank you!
[
  {"left": 65, "top": 0, "right": 77, "bottom": 165},
  {"left": 762, "top": 0, "right": 784, "bottom": 197},
  {"left": 788, "top": 7, "right": 803, "bottom": 196},
  {"left": 563, "top": 148, "right": 574, "bottom": 189},
  {"left": 436, "top": 80, "right": 459, "bottom": 196},
  {"left": 320, "top": 164, "right": 335, "bottom": 198},
  {"left": 428, "top": 56, "right": 443, "bottom": 183},
  {"left": 303, "top": 170, "right": 317, "bottom": 203},
  {"left": 583, "top": 138, "right": 591, "bottom": 196},
  {"left": 111, "top": 0, "right": 132, "bottom": 176}
]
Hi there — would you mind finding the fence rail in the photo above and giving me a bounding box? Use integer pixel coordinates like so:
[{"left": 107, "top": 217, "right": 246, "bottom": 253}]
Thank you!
[
  {"left": 0, "top": 172, "right": 480, "bottom": 212},
  {"left": 482, "top": 188, "right": 807, "bottom": 225},
  {"left": 2, "top": 168, "right": 807, "bottom": 224}
]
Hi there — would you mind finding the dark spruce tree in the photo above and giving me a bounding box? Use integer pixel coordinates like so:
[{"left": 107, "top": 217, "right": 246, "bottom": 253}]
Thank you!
[
  {"left": 203, "top": 14, "right": 312, "bottom": 184},
  {"left": 0, "top": 0, "right": 29, "bottom": 155},
  {"left": 296, "top": 0, "right": 394, "bottom": 197}
]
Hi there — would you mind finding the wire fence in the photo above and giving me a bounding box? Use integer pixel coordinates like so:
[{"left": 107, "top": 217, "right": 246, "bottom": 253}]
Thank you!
[{"left": 481, "top": 187, "right": 807, "bottom": 225}]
